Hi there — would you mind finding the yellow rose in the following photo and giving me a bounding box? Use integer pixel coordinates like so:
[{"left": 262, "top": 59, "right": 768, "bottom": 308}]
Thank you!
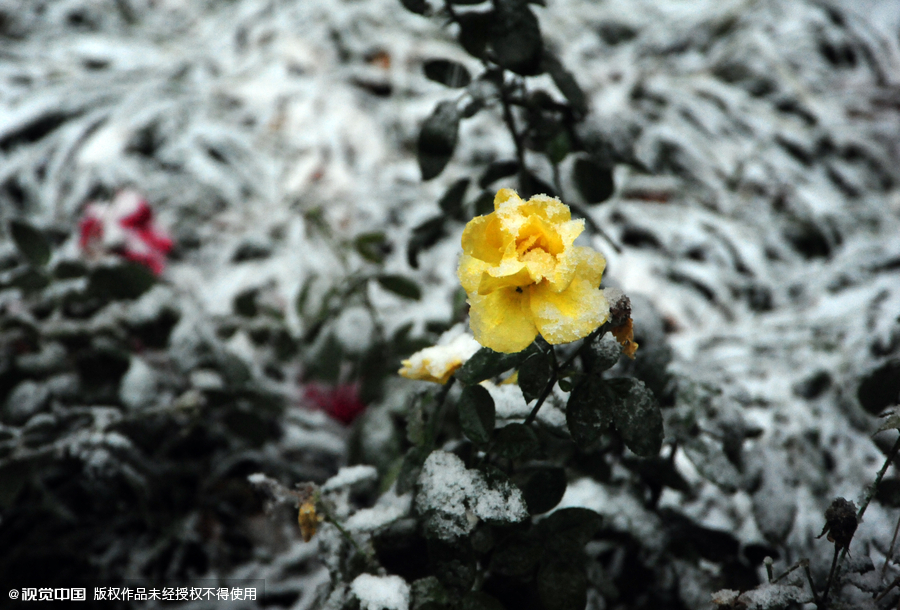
[
  {"left": 458, "top": 188, "right": 609, "bottom": 353},
  {"left": 399, "top": 326, "right": 481, "bottom": 384}
]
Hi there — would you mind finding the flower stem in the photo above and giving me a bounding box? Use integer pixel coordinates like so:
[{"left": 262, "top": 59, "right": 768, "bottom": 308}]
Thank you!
[
  {"left": 823, "top": 432, "right": 900, "bottom": 608},
  {"left": 523, "top": 325, "right": 607, "bottom": 427},
  {"left": 428, "top": 377, "right": 456, "bottom": 449}
]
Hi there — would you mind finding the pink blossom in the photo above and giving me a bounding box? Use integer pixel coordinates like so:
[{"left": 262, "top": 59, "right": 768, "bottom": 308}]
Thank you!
[
  {"left": 303, "top": 382, "right": 367, "bottom": 425},
  {"left": 78, "top": 190, "right": 173, "bottom": 275}
]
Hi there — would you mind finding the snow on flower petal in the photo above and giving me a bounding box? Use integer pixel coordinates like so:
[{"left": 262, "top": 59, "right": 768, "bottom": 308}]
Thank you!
[
  {"left": 398, "top": 324, "right": 481, "bottom": 384},
  {"left": 458, "top": 189, "right": 609, "bottom": 353}
]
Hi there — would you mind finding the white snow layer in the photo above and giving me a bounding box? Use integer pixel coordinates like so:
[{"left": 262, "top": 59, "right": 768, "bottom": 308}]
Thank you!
[
  {"left": 350, "top": 574, "right": 410, "bottom": 610},
  {"left": 321, "top": 465, "right": 378, "bottom": 492},
  {"left": 415, "top": 450, "right": 527, "bottom": 539}
]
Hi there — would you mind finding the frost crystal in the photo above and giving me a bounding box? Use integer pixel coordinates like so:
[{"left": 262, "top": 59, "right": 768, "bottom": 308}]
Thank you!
[
  {"left": 350, "top": 574, "right": 410, "bottom": 610},
  {"left": 415, "top": 450, "right": 527, "bottom": 540}
]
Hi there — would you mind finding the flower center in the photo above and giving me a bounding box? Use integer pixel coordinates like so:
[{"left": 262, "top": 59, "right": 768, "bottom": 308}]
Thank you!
[{"left": 514, "top": 217, "right": 564, "bottom": 259}]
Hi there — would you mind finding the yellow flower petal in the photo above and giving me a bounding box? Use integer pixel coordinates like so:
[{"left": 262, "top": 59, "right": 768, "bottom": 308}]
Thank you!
[
  {"left": 458, "top": 253, "right": 490, "bottom": 294},
  {"left": 399, "top": 329, "right": 482, "bottom": 384},
  {"left": 468, "top": 287, "right": 538, "bottom": 353},
  {"left": 518, "top": 193, "right": 572, "bottom": 224},
  {"left": 461, "top": 214, "right": 508, "bottom": 265},
  {"left": 530, "top": 275, "right": 609, "bottom": 345},
  {"left": 478, "top": 266, "right": 532, "bottom": 294}
]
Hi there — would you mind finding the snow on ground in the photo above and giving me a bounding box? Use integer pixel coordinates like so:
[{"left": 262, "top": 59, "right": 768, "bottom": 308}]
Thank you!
[{"left": 2, "top": 0, "right": 900, "bottom": 604}]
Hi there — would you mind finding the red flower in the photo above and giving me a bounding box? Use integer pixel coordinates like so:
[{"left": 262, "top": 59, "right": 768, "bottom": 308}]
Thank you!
[
  {"left": 303, "top": 382, "right": 367, "bottom": 425},
  {"left": 78, "top": 190, "right": 173, "bottom": 275}
]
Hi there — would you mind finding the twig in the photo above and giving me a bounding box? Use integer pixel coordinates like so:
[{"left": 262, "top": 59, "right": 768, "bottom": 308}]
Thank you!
[
  {"left": 523, "top": 324, "right": 607, "bottom": 427},
  {"left": 551, "top": 162, "right": 564, "bottom": 199},
  {"left": 427, "top": 377, "right": 456, "bottom": 448},
  {"left": 522, "top": 346, "right": 559, "bottom": 427},
  {"left": 824, "top": 433, "right": 900, "bottom": 607},
  {"left": 875, "top": 575, "right": 900, "bottom": 602},
  {"left": 822, "top": 543, "right": 841, "bottom": 606},
  {"left": 881, "top": 511, "right": 900, "bottom": 583},
  {"left": 569, "top": 202, "right": 622, "bottom": 254},
  {"left": 772, "top": 560, "right": 804, "bottom": 583},
  {"left": 322, "top": 508, "right": 377, "bottom": 568},
  {"left": 802, "top": 559, "right": 821, "bottom": 607},
  {"left": 860, "top": 434, "right": 900, "bottom": 524},
  {"left": 498, "top": 79, "right": 526, "bottom": 169}
]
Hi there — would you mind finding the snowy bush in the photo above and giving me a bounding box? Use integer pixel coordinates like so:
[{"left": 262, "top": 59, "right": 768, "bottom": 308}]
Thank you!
[{"left": 2, "top": 0, "right": 900, "bottom": 609}]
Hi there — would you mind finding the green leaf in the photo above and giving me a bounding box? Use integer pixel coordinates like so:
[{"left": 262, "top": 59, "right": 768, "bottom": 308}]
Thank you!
[
  {"left": 295, "top": 274, "right": 318, "bottom": 318},
  {"left": 545, "top": 130, "right": 571, "bottom": 165},
  {"left": 355, "top": 232, "right": 389, "bottom": 263},
  {"left": 583, "top": 333, "right": 621, "bottom": 376},
  {"left": 877, "top": 409, "right": 900, "bottom": 434},
  {"left": 536, "top": 507, "right": 603, "bottom": 550},
  {"left": 542, "top": 53, "right": 588, "bottom": 118},
  {"left": 0, "top": 461, "right": 30, "bottom": 509},
  {"left": 681, "top": 435, "right": 740, "bottom": 493},
  {"left": 87, "top": 262, "right": 156, "bottom": 300},
  {"left": 518, "top": 170, "right": 556, "bottom": 199},
  {"left": 438, "top": 178, "right": 469, "bottom": 220},
  {"left": 9, "top": 219, "right": 51, "bottom": 267},
  {"left": 458, "top": 385, "right": 496, "bottom": 444},
  {"left": 423, "top": 59, "right": 472, "bottom": 88},
  {"left": 399, "top": 0, "right": 429, "bottom": 14},
  {"left": 471, "top": 190, "right": 495, "bottom": 217},
  {"left": 411, "top": 577, "right": 450, "bottom": 610},
  {"left": 456, "top": 347, "right": 525, "bottom": 384},
  {"left": 418, "top": 101, "right": 461, "bottom": 180},
  {"left": 491, "top": 0, "right": 543, "bottom": 75},
  {"left": 478, "top": 160, "right": 520, "bottom": 189},
  {"left": 566, "top": 376, "right": 613, "bottom": 449},
  {"left": 573, "top": 156, "right": 615, "bottom": 204},
  {"left": 519, "top": 349, "right": 553, "bottom": 403},
  {"left": 557, "top": 376, "right": 576, "bottom": 392},
  {"left": 407, "top": 395, "right": 428, "bottom": 446},
  {"left": 514, "top": 466, "right": 567, "bottom": 514},
  {"left": 52, "top": 258, "right": 88, "bottom": 279},
  {"left": 234, "top": 288, "right": 258, "bottom": 317},
  {"left": 223, "top": 409, "right": 268, "bottom": 446},
  {"left": 494, "top": 423, "right": 539, "bottom": 460},
  {"left": 489, "top": 532, "right": 542, "bottom": 576},
  {"left": 457, "top": 11, "right": 494, "bottom": 60},
  {"left": 408, "top": 216, "right": 446, "bottom": 268},
  {"left": 7, "top": 267, "right": 49, "bottom": 292},
  {"left": 537, "top": 561, "right": 587, "bottom": 610},
  {"left": 876, "top": 479, "right": 900, "bottom": 508},
  {"left": 377, "top": 274, "right": 422, "bottom": 300},
  {"left": 608, "top": 378, "right": 663, "bottom": 457},
  {"left": 397, "top": 446, "right": 429, "bottom": 495},
  {"left": 459, "top": 591, "right": 505, "bottom": 610}
]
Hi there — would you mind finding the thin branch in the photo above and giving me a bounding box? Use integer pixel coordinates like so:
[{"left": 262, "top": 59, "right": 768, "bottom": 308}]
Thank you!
[
  {"left": 875, "top": 575, "right": 900, "bottom": 602},
  {"left": 522, "top": 346, "right": 559, "bottom": 427},
  {"left": 860, "top": 433, "right": 900, "bottom": 522},
  {"left": 427, "top": 377, "right": 456, "bottom": 448},
  {"left": 802, "top": 559, "right": 821, "bottom": 607},
  {"left": 881, "top": 511, "right": 900, "bottom": 583},
  {"left": 772, "top": 560, "right": 804, "bottom": 583},
  {"left": 523, "top": 324, "right": 607, "bottom": 427},
  {"left": 499, "top": 80, "right": 526, "bottom": 168},
  {"left": 569, "top": 201, "right": 623, "bottom": 254},
  {"left": 824, "top": 432, "right": 900, "bottom": 607}
]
